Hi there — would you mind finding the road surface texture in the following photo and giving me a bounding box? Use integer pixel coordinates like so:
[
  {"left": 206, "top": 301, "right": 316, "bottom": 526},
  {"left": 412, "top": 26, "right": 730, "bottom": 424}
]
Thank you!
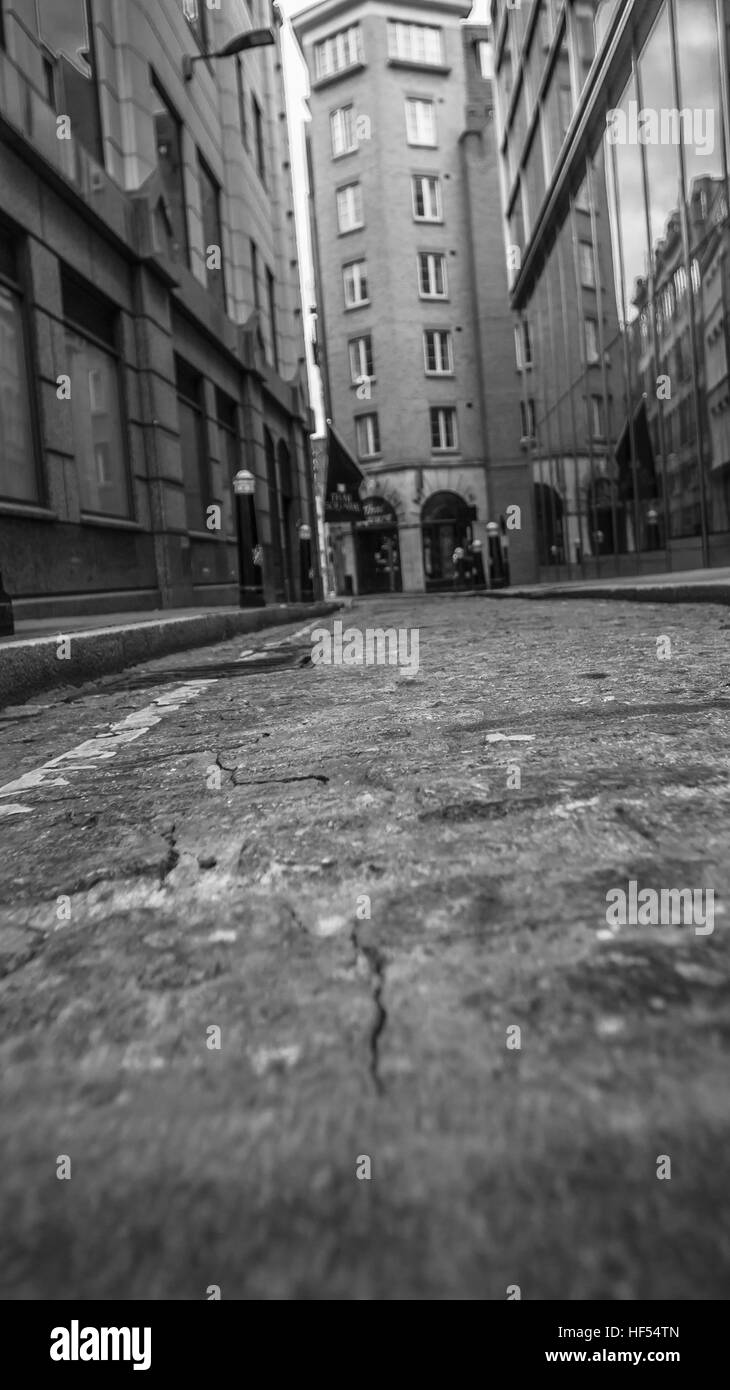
[{"left": 1, "top": 596, "right": 729, "bottom": 1300}]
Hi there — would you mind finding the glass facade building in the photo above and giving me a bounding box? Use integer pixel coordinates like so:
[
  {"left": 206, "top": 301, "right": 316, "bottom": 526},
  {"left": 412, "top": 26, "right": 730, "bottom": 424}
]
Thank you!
[{"left": 492, "top": 0, "right": 730, "bottom": 576}]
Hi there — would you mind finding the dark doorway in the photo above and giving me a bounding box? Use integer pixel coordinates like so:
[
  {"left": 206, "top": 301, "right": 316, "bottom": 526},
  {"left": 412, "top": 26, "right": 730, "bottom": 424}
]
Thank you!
[
  {"left": 355, "top": 497, "right": 402, "bottom": 593},
  {"left": 264, "top": 428, "right": 285, "bottom": 600},
  {"left": 421, "top": 491, "right": 472, "bottom": 590},
  {"left": 534, "top": 482, "right": 565, "bottom": 566}
]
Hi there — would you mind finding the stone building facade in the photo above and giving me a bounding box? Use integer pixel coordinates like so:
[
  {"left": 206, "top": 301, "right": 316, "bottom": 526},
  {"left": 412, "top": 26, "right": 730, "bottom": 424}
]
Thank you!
[{"left": 0, "top": 0, "right": 319, "bottom": 619}]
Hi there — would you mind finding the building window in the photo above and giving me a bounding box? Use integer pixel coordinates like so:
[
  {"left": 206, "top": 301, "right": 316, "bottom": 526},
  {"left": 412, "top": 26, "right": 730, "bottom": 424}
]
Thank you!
[
  {"left": 349, "top": 334, "right": 373, "bottom": 382},
  {"left": 588, "top": 394, "right": 604, "bottom": 439},
  {"left": 62, "top": 272, "right": 129, "bottom": 518},
  {"left": 356, "top": 413, "right": 380, "bottom": 457},
  {"left": 412, "top": 175, "right": 442, "bottom": 221},
  {"left": 0, "top": 232, "right": 39, "bottom": 503},
  {"left": 253, "top": 96, "right": 266, "bottom": 184},
  {"left": 520, "top": 397, "right": 536, "bottom": 439},
  {"left": 37, "top": 0, "right": 103, "bottom": 165},
  {"left": 198, "top": 155, "right": 225, "bottom": 311},
  {"left": 477, "top": 38, "right": 494, "bottom": 78},
  {"left": 558, "top": 85, "right": 573, "bottom": 138},
  {"left": 514, "top": 319, "right": 533, "bottom": 370},
  {"left": 330, "top": 104, "right": 356, "bottom": 157},
  {"left": 343, "top": 259, "right": 369, "bottom": 308},
  {"left": 579, "top": 241, "right": 595, "bottom": 287},
  {"left": 250, "top": 239, "right": 260, "bottom": 311},
  {"left": 175, "top": 357, "right": 208, "bottom": 532},
  {"left": 236, "top": 58, "right": 248, "bottom": 149},
  {"left": 418, "top": 252, "right": 447, "bottom": 298},
  {"left": 424, "top": 329, "right": 453, "bottom": 374},
  {"left": 266, "top": 267, "right": 279, "bottom": 372},
  {"left": 387, "top": 21, "right": 443, "bottom": 66},
  {"left": 336, "top": 181, "right": 363, "bottom": 232},
  {"left": 179, "top": 0, "right": 207, "bottom": 50},
  {"left": 314, "top": 24, "right": 363, "bottom": 81},
  {"left": 430, "top": 406, "right": 457, "bottom": 451},
  {"left": 151, "top": 73, "right": 189, "bottom": 265},
  {"left": 215, "top": 388, "right": 238, "bottom": 536},
  {"left": 405, "top": 97, "right": 436, "bottom": 146},
  {"left": 585, "top": 316, "right": 599, "bottom": 363}
]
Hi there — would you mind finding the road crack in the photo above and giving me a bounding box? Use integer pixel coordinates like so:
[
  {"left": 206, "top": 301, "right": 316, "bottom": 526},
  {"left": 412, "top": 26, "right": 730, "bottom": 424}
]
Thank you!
[{"left": 351, "top": 923, "right": 387, "bottom": 1096}]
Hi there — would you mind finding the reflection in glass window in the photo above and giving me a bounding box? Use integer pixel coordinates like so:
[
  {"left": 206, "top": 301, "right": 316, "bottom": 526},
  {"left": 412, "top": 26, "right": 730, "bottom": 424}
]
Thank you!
[
  {"left": 151, "top": 74, "right": 189, "bottom": 265},
  {"left": 0, "top": 267, "right": 38, "bottom": 503},
  {"left": 37, "top": 0, "right": 103, "bottom": 164},
  {"left": 176, "top": 359, "right": 208, "bottom": 531},
  {"left": 198, "top": 155, "right": 226, "bottom": 311},
  {"left": 65, "top": 319, "right": 128, "bottom": 517}
]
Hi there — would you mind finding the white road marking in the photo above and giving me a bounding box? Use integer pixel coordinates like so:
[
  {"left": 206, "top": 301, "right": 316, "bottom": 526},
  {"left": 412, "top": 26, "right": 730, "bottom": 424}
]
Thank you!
[{"left": 0, "top": 680, "right": 216, "bottom": 809}]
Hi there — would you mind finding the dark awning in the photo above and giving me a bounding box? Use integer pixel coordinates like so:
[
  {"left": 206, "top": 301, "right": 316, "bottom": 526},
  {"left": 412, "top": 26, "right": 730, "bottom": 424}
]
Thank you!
[{"left": 324, "top": 420, "right": 365, "bottom": 522}]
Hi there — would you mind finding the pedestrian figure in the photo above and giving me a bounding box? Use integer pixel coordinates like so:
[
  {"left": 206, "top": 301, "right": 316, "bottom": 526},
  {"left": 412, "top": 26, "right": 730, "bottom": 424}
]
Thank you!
[{"left": 452, "top": 544, "right": 465, "bottom": 589}]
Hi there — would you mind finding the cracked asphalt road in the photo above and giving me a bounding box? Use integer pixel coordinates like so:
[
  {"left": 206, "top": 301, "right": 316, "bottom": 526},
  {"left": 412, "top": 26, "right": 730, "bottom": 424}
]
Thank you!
[{"left": 1, "top": 595, "right": 729, "bottom": 1300}]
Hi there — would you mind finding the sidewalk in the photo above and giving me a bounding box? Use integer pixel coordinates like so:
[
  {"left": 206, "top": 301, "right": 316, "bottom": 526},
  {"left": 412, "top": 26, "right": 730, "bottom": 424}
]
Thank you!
[
  {"left": 482, "top": 566, "right": 730, "bottom": 607},
  {"left": 0, "top": 601, "right": 340, "bottom": 708}
]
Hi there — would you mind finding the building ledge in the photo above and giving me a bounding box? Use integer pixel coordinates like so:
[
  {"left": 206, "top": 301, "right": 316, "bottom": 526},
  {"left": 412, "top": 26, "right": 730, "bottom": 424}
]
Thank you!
[
  {"left": 387, "top": 59, "right": 451, "bottom": 76},
  {"left": 0, "top": 501, "right": 57, "bottom": 522},
  {"left": 311, "top": 62, "right": 367, "bottom": 92}
]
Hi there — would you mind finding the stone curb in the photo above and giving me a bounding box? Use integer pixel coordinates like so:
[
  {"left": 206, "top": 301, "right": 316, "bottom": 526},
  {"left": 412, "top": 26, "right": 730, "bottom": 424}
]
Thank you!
[
  {"left": 481, "top": 584, "right": 730, "bottom": 608},
  {"left": 0, "top": 602, "right": 341, "bottom": 709}
]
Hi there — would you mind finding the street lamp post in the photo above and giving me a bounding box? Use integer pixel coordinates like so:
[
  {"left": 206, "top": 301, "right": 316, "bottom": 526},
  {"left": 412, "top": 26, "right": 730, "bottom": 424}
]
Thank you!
[
  {"left": 298, "top": 521, "right": 313, "bottom": 602},
  {"left": 182, "top": 28, "right": 275, "bottom": 82},
  {"left": 233, "top": 469, "right": 264, "bottom": 608}
]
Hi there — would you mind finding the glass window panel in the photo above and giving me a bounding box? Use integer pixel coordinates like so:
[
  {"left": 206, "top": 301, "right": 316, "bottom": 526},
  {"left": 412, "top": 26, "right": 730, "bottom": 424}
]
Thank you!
[
  {"left": 0, "top": 284, "right": 37, "bottom": 502},
  {"left": 67, "top": 329, "right": 128, "bottom": 516},
  {"left": 37, "top": 0, "right": 103, "bottom": 164}
]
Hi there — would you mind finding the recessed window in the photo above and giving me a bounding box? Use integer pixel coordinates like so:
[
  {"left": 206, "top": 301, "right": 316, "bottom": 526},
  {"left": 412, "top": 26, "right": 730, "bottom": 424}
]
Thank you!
[
  {"left": 514, "top": 319, "right": 533, "bottom": 370},
  {"left": 343, "top": 259, "right": 369, "bottom": 308},
  {"left": 215, "top": 388, "right": 238, "bottom": 537},
  {"left": 250, "top": 239, "right": 260, "bottom": 311},
  {"left": 175, "top": 357, "right": 209, "bottom": 532},
  {"left": 405, "top": 98, "right": 436, "bottom": 146},
  {"left": 37, "top": 0, "right": 103, "bottom": 164},
  {"left": 337, "top": 182, "right": 363, "bottom": 233},
  {"left": 349, "top": 334, "right": 373, "bottom": 382},
  {"left": 0, "top": 232, "right": 39, "bottom": 504},
  {"left": 430, "top": 406, "right": 457, "bottom": 451},
  {"left": 330, "top": 104, "right": 357, "bottom": 157},
  {"left": 266, "top": 267, "right": 279, "bottom": 372},
  {"left": 588, "top": 394, "right": 604, "bottom": 439},
  {"left": 585, "top": 316, "right": 600, "bottom": 363},
  {"left": 315, "top": 25, "right": 363, "bottom": 81},
  {"left": 387, "top": 21, "right": 443, "bottom": 66},
  {"left": 151, "top": 73, "right": 189, "bottom": 265},
  {"left": 356, "top": 413, "right": 380, "bottom": 457},
  {"left": 412, "top": 175, "right": 442, "bottom": 221},
  {"left": 424, "top": 330, "right": 453, "bottom": 375},
  {"left": 198, "top": 154, "right": 225, "bottom": 312},
  {"left": 477, "top": 38, "right": 494, "bottom": 78},
  {"left": 62, "top": 272, "right": 130, "bottom": 518},
  {"left": 418, "top": 252, "right": 447, "bottom": 298},
  {"left": 520, "top": 397, "right": 536, "bottom": 439},
  {"left": 559, "top": 85, "right": 573, "bottom": 138},
  {"left": 579, "top": 241, "right": 596, "bottom": 287},
  {"left": 236, "top": 58, "right": 249, "bottom": 149},
  {"left": 253, "top": 96, "right": 266, "bottom": 185},
  {"left": 180, "top": 0, "right": 207, "bottom": 48}
]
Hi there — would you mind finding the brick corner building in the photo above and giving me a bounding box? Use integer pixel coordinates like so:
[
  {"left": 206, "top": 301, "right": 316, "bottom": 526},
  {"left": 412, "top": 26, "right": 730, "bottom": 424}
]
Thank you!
[
  {"left": 0, "top": 0, "right": 321, "bottom": 620},
  {"left": 293, "top": 0, "right": 536, "bottom": 592}
]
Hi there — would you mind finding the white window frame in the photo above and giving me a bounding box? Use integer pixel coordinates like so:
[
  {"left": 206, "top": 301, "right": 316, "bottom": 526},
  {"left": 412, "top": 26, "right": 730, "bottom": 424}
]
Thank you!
[
  {"left": 356, "top": 412, "right": 380, "bottom": 457},
  {"left": 579, "top": 241, "right": 596, "bottom": 287},
  {"left": 336, "top": 181, "right": 364, "bottom": 233},
  {"left": 315, "top": 25, "right": 363, "bottom": 81},
  {"left": 423, "top": 329, "right": 453, "bottom": 375},
  {"left": 585, "top": 316, "right": 599, "bottom": 363},
  {"left": 412, "top": 174, "right": 442, "bottom": 221},
  {"left": 343, "top": 259, "right": 369, "bottom": 308},
  {"left": 387, "top": 21, "right": 443, "bottom": 66},
  {"left": 349, "top": 335, "right": 373, "bottom": 383},
  {"left": 430, "top": 406, "right": 457, "bottom": 451},
  {"left": 405, "top": 97, "right": 436, "bottom": 146},
  {"left": 418, "top": 252, "right": 447, "bottom": 299},
  {"left": 330, "top": 105, "right": 356, "bottom": 157}
]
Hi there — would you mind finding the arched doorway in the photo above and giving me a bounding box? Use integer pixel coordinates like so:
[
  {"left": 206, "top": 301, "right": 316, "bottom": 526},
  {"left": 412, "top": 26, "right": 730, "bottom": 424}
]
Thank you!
[
  {"left": 534, "top": 482, "right": 565, "bottom": 566},
  {"left": 421, "top": 491, "right": 472, "bottom": 590},
  {"left": 355, "top": 496, "right": 402, "bottom": 593}
]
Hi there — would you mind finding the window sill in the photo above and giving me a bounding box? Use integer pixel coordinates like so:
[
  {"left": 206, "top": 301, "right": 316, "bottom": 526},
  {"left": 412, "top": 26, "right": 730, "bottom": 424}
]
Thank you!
[
  {"left": 338, "top": 224, "right": 365, "bottom": 237},
  {"left": 344, "top": 300, "right": 370, "bottom": 311},
  {"left": 80, "top": 512, "right": 142, "bottom": 531},
  {"left": 430, "top": 448, "right": 459, "bottom": 456},
  {"left": 359, "top": 454, "right": 382, "bottom": 463},
  {"left": 332, "top": 147, "right": 359, "bottom": 161},
  {"left": 351, "top": 378, "right": 377, "bottom": 388},
  {"left": 425, "top": 371, "right": 455, "bottom": 378},
  {"left": 419, "top": 294, "right": 449, "bottom": 302},
  {"left": 407, "top": 140, "right": 438, "bottom": 149},
  {"left": 414, "top": 216, "right": 443, "bottom": 225},
  {"left": 0, "top": 500, "right": 56, "bottom": 521},
  {"left": 387, "top": 58, "right": 451, "bottom": 75},
  {"left": 312, "top": 62, "right": 367, "bottom": 91}
]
